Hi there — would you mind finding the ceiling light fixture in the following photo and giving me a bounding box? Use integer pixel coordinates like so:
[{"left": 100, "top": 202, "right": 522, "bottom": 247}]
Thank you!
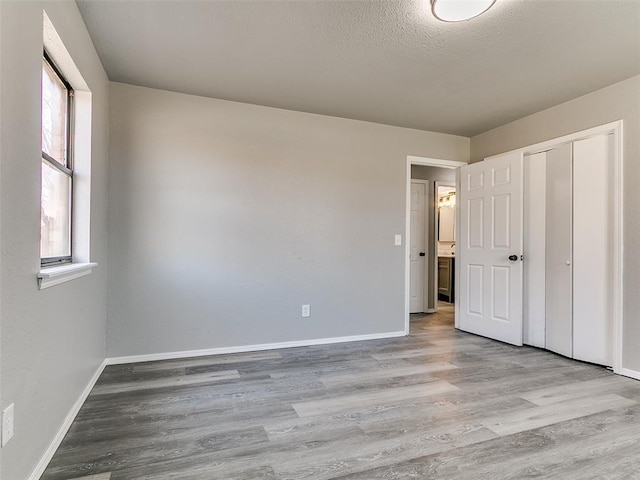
[
  {"left": 439, "top": 192, "right": 456, "bottom": 208},
  {"left": 431, "top": 0, "right": 496, "bottom": 22}
]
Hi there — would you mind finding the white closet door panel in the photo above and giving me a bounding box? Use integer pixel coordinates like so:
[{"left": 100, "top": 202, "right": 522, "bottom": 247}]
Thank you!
[
  {"left": 523, "top": 152, "right": 546, "bottom": 348},
  {"left": 545, "top": 143, "right": 573, "bottom": 358},
  {"left": 573, "top": 134, "right": 614, "bottom": 366}
]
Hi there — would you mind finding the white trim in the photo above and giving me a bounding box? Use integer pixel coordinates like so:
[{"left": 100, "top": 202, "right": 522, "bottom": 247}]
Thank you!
[
  {"left": 454, "top": 168, "right": 461, "bottom": 328},
  {"left": 484, "top": 121, "right": 623, "bottom": 160},
  {"left": 29, "top": 359, "right": 107, "bottom": 480},
  {"left": 482, "top": 120, "right": 624, "bottom": 374},
  {"left": 407, "top": 156, "right": 467, "bottom": 169},
  {"left": 611, "top": 121, "right": 624, "bottom": 375},
  {"left": 619, "top": 368, "right": 640, "bottom": 382},
  {"left": 38, "top": 262, "right": 97, "bottom": 289},
  {"left": 405, "top": 156, "right": 467, "bottom": 334},
  {"left": 43, "top": 12, "right": 89, "bottom": 91},
  {"left": 106, "top": 331, "right": 407, "bottom": 365}
]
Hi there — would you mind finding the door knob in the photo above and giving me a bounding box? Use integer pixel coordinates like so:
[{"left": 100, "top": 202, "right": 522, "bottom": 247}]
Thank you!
[
  {"left": 419, "top": 252, "right": 426, "bottom": 257},
  {"left": 508, "top": 255, "right": 518, "bottom": 261}
]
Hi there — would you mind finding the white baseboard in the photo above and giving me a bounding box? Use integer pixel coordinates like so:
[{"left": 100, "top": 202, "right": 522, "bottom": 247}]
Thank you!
[
  {"left": 106, "top": 331, "right": 407, "bottom": 365},
  {"left": 29, "top": 359, "right": 107, "bottom": 480},
  {"left": 619, "top": 368, "right": 640, "bottom": 381},
  {"left": 426, "top": 308, "right": 436, "bottom": 313}
]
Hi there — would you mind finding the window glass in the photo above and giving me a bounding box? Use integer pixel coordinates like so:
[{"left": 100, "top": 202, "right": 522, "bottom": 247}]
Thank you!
[
  {"left": 41, "top": 55, "right": 72, "bottom": 263},
  {"left": 41, "top": 59, "right": 68, "bottom": 165},
  {"left": 41, "top": 160, "right": 71, "bottom": 259}
]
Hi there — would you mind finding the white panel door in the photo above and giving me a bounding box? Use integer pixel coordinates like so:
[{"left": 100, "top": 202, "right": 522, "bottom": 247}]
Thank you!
[
  {"left": 410, "top": 181, "right": 427, "bottom": 313},
  {"left": 459, "top": 153, "right": 523, "bottom": 346},
  {"left": 545, "top": 143, "right": 573, "bottom": 358},
  {"left": 523, "top": 152, "right": 547, "bottom": 348},
  {"left": 573, "top": 133, "right": 614, "bottom": 366}
]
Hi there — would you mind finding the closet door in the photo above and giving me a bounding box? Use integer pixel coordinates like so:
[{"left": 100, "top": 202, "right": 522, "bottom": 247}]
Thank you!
[
  {"left": 523, "top": 152, "right": 547, "bottom": 348},
  {"left": 573, "top": 134, "right": 614, "bottom": 365},
  {"left": 545, "top": 143, "right": 573, "bottom": 358}
]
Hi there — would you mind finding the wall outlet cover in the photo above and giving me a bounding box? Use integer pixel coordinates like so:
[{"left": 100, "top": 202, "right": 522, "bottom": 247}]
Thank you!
[{"left": 302, "top": 304, "right": 310, "bottom": 317}]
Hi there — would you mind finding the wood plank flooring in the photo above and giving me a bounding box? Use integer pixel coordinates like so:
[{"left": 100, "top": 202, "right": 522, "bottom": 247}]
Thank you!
[{"left": 41, "top": 302, "right": 640, "bottom": 479}]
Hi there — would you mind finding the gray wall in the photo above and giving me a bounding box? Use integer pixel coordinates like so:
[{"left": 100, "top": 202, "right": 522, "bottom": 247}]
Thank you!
[
  {"left": 410, "top": 166, "right": 456, "bottom": 310},
  {"left": 411, "top": 166, "right": 456, "bottom": 183},
  {"left": 0, "top": 2, "right": 109, "bottom": 479},
  {"left": 108, "top": 82, "right": 469, "bottom": 357},
  {"left": 471, "top": 75, "right": 640, "bottom": 372}
]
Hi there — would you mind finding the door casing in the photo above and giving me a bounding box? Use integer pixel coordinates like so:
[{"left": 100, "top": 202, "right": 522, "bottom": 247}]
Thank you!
[{"left": 405, "top": 156, "right": 467, "bottom": 334}]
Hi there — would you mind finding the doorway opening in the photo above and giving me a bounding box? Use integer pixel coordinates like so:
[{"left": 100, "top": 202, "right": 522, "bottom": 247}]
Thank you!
[
  {"left": 404, "top": 156, "right": 467, "bottom": 335},
  {"left": 436, "top": 183, "right": 456, "bottom": 304}
]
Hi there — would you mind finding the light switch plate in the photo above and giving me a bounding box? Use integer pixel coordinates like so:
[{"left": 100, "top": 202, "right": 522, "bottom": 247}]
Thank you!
[{"left": 2, "top": 403, "right": 14, "bottom": 447}]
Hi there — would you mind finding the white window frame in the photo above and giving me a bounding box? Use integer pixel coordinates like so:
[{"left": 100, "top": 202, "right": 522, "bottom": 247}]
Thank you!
[
  {"left": 41, "top": 51, "right": 74, "bottom": 267},
  {"left": 38, "top": 11, "right": 96, "bottom": 289}
]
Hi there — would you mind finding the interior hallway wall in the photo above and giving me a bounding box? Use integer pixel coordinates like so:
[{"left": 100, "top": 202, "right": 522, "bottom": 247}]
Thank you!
[
  {"left": 107, "top": 82, "right": 469, "bottom": 357},
  {"left": 471, "top": 75, "right": 640, "bottom": 373},
  {"left": 0, "top": 2, "right": 109, "bottom": 479}
]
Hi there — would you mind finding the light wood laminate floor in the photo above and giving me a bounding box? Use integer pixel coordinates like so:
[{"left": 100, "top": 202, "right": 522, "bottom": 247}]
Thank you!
[{"left": 42, "top": 303, "right": 640, "bottom": 479}]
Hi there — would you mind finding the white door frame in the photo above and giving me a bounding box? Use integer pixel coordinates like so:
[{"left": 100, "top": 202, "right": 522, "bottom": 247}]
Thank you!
[
  {"left": 405, "top": 156, "right": 467, "bottom": 334},
  {"left": 484, "top": 120, "right": 624, "bottom": 375}
]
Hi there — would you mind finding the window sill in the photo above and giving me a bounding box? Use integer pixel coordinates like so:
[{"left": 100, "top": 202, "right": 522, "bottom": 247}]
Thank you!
[{"left": 38, "top": 262, "right": 97, "bottom": 289}]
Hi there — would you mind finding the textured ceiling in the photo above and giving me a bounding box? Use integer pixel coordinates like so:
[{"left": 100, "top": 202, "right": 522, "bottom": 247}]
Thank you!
[{"left": 76, "top": 0, "right": 640, "bottom": 137}]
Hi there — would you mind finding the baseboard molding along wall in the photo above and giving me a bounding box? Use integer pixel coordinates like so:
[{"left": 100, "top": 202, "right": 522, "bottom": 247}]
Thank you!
[
  {"left": 620, "top": 368, "right": 640, "bottom": 381},
  {"left": 29, "top": 359, "right": 107, "bottom": 480},
  {"left": 106, "top": 331, "right": 407, "bottom": 365}
]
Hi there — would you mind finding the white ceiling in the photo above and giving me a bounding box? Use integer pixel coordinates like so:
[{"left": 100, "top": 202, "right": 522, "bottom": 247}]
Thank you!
[{"left": 76, "top": 0, "right": 640, "bottom": 137}]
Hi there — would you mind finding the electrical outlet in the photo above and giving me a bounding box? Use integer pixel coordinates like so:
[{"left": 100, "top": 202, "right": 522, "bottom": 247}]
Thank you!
[
  {"left": 395, "top": 234, "right": 402, "bottom": 246},
  {"left": 302, "top": 304, "right": 310, "bottom": 317},
  {"left": 2, "top": 403, "right": 14, "bottom": 447}
]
